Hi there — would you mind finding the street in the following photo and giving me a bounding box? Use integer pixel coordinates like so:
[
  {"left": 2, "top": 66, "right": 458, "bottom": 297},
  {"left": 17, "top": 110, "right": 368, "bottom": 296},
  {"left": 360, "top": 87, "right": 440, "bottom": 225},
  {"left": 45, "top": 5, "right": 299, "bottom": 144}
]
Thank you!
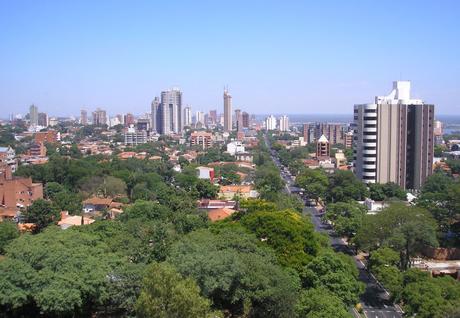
[{"left": 265, "top": 135, "right": 403, "bottom": 318}]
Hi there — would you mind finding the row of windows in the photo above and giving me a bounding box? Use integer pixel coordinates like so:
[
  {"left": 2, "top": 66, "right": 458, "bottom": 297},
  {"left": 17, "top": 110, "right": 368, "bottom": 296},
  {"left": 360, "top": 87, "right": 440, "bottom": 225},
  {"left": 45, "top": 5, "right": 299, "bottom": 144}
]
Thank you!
[
  {"left": 364, "top": 146, "right": 376, "bottom": 150},
  {"left": 364, "top": 124, "right": 377, "bottom": 128},
  {"left": 364, "top": 109, "right": 376, "bottom": 113}
]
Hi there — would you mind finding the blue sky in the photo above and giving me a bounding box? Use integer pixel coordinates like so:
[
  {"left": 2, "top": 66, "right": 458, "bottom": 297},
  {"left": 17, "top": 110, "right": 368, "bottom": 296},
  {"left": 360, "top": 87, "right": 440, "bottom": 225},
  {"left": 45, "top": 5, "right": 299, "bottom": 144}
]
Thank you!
[{"left": 1, "top": 0, "right": 459, "bottom": 117}]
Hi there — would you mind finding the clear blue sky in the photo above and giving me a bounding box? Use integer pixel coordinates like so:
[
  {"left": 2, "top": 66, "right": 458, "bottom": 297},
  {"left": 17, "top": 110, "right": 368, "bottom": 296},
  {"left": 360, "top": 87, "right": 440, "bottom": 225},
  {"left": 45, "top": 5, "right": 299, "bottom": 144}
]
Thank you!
[{"left": 1, "top": 0, "right": 459, "bottom": 117}]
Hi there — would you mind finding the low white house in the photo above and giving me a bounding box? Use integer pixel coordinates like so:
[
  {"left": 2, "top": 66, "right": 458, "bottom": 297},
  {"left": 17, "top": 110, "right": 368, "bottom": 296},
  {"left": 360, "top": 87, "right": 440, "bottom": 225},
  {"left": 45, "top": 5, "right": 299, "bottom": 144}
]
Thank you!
[{"left": 226, "top": 141, "right": 245, "bottom": 156}]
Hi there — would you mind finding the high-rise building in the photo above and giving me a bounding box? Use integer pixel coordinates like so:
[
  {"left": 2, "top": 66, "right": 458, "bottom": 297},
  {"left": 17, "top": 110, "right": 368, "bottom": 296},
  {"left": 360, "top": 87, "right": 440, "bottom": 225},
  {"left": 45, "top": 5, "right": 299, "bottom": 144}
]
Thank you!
[
  {"left": 223, "top": 89, "right": 232, "bottom": 131},
  {"left": 151, "top": 97, "right": 161, "bottom": 133},
  {"left": 80, "top": 110, "right": 88, "bottom": 125},
  {"left": 124, "top": 113, "right": 135, "bottom": 127},
  {"left": 183, "top": 106, "right": 192, "bottom": 128},
  {"left": 265, "top": 115, "right": 277, "bottom": 130},
  {"left": 159, "top": 88, "right": 182, "bottom": 134},
  {"left": 242, "top": 112, "right": 250, "bottom": 128},
  {"left": 92, "top": 108, "right": 107, "bottom": 126},
  {"left": 209, "top": 110, "right": 217, "bottom": 125},
  {"left": 433, "top": 120, "right": 443, "bottom": 145},
  {"left": 29, "top": 104, "right": 38, "bottom": 127},
  {"left": 195, "top": 111, "right": 205, "bottom": 125},
  {"left": 279, "top": 115, "right": 289, "bottom": 132},
  {"left": 235, "top": 109, "right": 243, "bottom": 131},
  {"left": 38, "top": 112, "right": 48, "bottom": 127},
  {"left": 353, "top": 81, "right": 434, "bottom": 190}
]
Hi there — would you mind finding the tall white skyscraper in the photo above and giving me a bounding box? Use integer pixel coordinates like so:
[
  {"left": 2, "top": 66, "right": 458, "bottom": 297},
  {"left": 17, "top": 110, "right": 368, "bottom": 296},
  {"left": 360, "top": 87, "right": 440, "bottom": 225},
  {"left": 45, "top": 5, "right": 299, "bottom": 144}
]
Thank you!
[
  {"left": 183, "top": 106, "right": 192, "bottom": 127},
  {"left": 160, "top": 88, "right": 182, "bottom": 134},
  {"left": 195, "top": 111, "right": 205, "bottom": 125},
  {"left": 265, "top": 115, "right": 277, "bottom": 130},
  {"left": 224, "top": 89, "right": 232, "bottom": 131},
  {"left": 279, "top": 115, "right": 289, "bottom": 132},
  {"left": 354, "top": 81, "right": 434, "bottom": 190}
]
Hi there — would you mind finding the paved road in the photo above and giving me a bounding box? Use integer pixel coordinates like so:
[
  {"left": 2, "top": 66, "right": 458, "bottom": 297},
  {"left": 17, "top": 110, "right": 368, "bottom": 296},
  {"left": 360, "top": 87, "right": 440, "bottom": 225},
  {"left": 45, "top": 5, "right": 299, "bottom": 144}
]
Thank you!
[{"left": 264, "top": 135, "right": 402, "bottom": 318}]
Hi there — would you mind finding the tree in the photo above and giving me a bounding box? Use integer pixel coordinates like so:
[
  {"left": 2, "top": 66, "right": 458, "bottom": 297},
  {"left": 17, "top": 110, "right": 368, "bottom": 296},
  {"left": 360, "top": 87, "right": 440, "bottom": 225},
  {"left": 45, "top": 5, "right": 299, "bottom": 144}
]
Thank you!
[
  {"left": 326, "top": 170, "right": 368, "bottom": 203},
  {"left": 23, "top": 199, "right": 60, "bottom": 232},
  {"left": 369, "top": 183, "right": 406, "bottom": 201},
  {"left": 0, "top": 221, "right": 19, "bottom": 254},
  {"left": 324, "top": 202, "right": 366, "bottom": 238},
  {"left": 194, "top": 179, "right": 218, "bottom": 199},
  {"left": 295, "top": 168, "right": 329, "bottom": 203},
  {"left": 136, "top": 262, "right": 213, "bottom": 318},
  {"left": 240, "top": 210, "right": 319, "bottom": 271},
  {"left": 354, "top": 203, "right": 438, "bottom": 270},
  {"left": 295, "top": 287, "right": 352, "bottom": 318},
  {"left": 80, "top": 175, "right": 127, "bottom": 198},
  {"left": 168, "top": 228, "right": 300, "bottom": 317},
  {"left": 302, "top": 251, "right": 364, "bottom": 305}
]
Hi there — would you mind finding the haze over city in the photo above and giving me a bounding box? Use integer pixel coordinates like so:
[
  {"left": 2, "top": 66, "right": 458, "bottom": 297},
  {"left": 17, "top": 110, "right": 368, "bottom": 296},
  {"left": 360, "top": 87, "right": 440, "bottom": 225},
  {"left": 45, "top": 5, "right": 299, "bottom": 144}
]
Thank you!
[{"left": 1, "top": 0, "right": 459, "bottom": 116}]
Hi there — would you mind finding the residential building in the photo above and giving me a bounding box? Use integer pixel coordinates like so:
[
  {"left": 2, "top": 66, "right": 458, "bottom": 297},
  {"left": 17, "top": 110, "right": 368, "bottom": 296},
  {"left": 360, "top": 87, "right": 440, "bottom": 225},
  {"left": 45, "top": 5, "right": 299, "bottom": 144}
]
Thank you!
[
  {"left": 0, "top": 147, "right": 16, "bottom": 173},
  {"left": 34, "top": 130, "right": 59, "bottom": 144},
  {"left": 183, "top": 106, "right": 192, "bottom": 127},
  {"left": 80, "top": 109, "right": 88, "bottom": 125},
  {"left": 92, "top": 108, "right": 107, "bottom": 126},
  {"left": 316, "top": 135, "right": 330, "bottom": 157},
  {"left": 344, "top": 131, "right": 354, "bottom": 149},
  {"left": 235, "top": 109, "right": 243, "bottom": 131},
  {"left": 191, "top": 131, "right": 213, "bottom": 149},
  {"left": 224, "top": 89, "right": 232, "bottom": 131},
  {"left": 209, "top": 110, "right": 217, "bottom": 125},
  {"left": 124, "top": 126, "right": 148, "bottom": 146},
  {"left": 219, "top": 185, "right": 259, "bottom": 200},
  {"left": 38, "top": 112, "right": 48, "bottom": 127},
  {"left": 0, "top": 165, "right": 43, "bottom": 219},
  {"left": 303, "top": 123, "right": 315, "bottom": 143},
  {"left": 29, "top": 104, "right": 38, "bottom": 127},
  {"left": 433, "top": 120, "right": 444, "bottom": 145},
  {"left": 151, "top": 97, "right": 161, "bottom": 133},
  {"left": 279, "top": 115, "right": 289, "bottom": 132},
  {"left": 353, "top": 81, "right": 434, "bottom": 190},
  {"left": 195, "top": 111, "right": 205, "bottom": 126},
  {"left": 226, "top": 141, "right": 245, "bottom": 156},
  {"left": 242, "top": 112, "right": 250, "bottom": 128},
  {"left": 124, "top": 113, "right": 135, "bottom": 127},
  {"left": 136, "top": 118, "right": 150, "bottom": 131},
  {"left": 160, "top": 88, "right": 182, "bottom": 134},
  {"left": 265, "top": 115, "right": 277, "bottom": 130},
  {"left": 29, "top": 143, "right": 47, "bottom": 157}
]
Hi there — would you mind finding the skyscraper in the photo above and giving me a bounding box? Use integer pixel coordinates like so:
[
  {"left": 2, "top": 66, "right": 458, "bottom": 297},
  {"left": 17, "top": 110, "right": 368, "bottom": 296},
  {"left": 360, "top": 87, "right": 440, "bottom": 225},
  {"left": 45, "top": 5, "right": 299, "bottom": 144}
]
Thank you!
[
  {"left": 29, "top": 104, "right": 38, "bottom": 127},
  {"left": 195, "top": 111, "right": 205, "bottom": 126},
  {"left": 265, "top": 115, "right": 277, "bottom": 130},
  {"left": 223, "top": 89, "right": 232, "bottom": 131},
  {"left": 183, "top": 106, "right": 192, "bottom": 127},
  {"left": 279, "top": 115, "right": 289, "bottom": 132},
  {"left": 151, "top": 97, "right": 161, "bottom": 133},
  {"left": 353, "top": 81, "right": 434, "bottom": 190},
  {"left": 242, "top": 112, "right": 249, "bottom": 128},
  {"left": 124, "top": 113, "right": 135, "bottom": 127},
  {"left": 92, "top": 108, "right": 107, "bottom": 126},
  {"left": 235, "top": 109, "right": 242, "bottom": 132},
  {"left": 209, "top": 110, "right": 217, "bottom": 125},
  {"left": 80, "top": 110, "right": 88, "bottom": 125},
  {"left": 160, "top": 88, "right": 182, "bottom": 134},
  {"left": 38, "top": 112, "right": 48, "bottom": 127}
]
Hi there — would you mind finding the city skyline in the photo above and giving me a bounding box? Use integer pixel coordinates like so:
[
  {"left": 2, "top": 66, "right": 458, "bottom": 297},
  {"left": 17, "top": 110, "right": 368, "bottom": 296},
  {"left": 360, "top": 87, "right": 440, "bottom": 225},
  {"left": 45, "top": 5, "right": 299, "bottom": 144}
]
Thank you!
[{"left": 1, "top": 1, "right": 459, "bottom": 116}]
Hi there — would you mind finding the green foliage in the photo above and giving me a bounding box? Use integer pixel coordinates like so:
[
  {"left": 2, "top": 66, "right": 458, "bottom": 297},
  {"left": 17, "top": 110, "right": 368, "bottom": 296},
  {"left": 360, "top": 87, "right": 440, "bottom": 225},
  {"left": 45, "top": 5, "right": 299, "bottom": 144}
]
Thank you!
[
  {"left": 295, "top": 168, "right": 329, "bottom": 203},
  {"left": 326, "top": 170, "right": 369, "bottom": 203},
  {"left": 136, "top": 262, "right": 213, "bottom": 318},
  {"left": 354, "top": 203, "right": 438, "bottom": 270},
  {"left": 0, "top": 227, "right": 144, "bottom": 316},
  {"left": 368, "top": 247, "right": 400, "bottom": 271},
  {"left": 255, "top": 165, "right": 284, "bottom": 199},
  {"left": 240, "top": 210, "right": 319, "bottom": 271},
  {"left": 295, "top": 287, "right": 353, "bottom": 318},
  {"left": 80, "top": 175, "right": 127, "bottom": 198},
  {"left": 369, "top": 182, "right": 406, "bottom": 201},
  {"left": 324, "top": 201, "right": 366, "bottom": 238},
  {"left": 168, "top": 228, "right": 300, "bottom": 317},
  {"left": 0, "top": 221, "right": 19, "bottom": 254},
  {"left": 23, "top": 199, "right": 60, "bottom": 232},
  {"left": 301, "top": 251, "right": 365, "bottom": 305},
  {"left": 400, "top": 270, "right": 460, "bottom": 318}
]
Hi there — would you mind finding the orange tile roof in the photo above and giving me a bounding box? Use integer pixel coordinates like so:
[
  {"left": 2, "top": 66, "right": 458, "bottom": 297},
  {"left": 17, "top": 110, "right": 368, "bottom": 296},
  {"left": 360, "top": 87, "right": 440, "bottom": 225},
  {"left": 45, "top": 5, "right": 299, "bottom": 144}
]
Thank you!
[
  {"left": 220, "top": 185, "right": 252, "bottom": 194},
  {"left": 207, "top": 208, "right": 236, "bottom": 222},
  {"left": 83, "top": 197, "right": 113, "bottom": 206}
]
